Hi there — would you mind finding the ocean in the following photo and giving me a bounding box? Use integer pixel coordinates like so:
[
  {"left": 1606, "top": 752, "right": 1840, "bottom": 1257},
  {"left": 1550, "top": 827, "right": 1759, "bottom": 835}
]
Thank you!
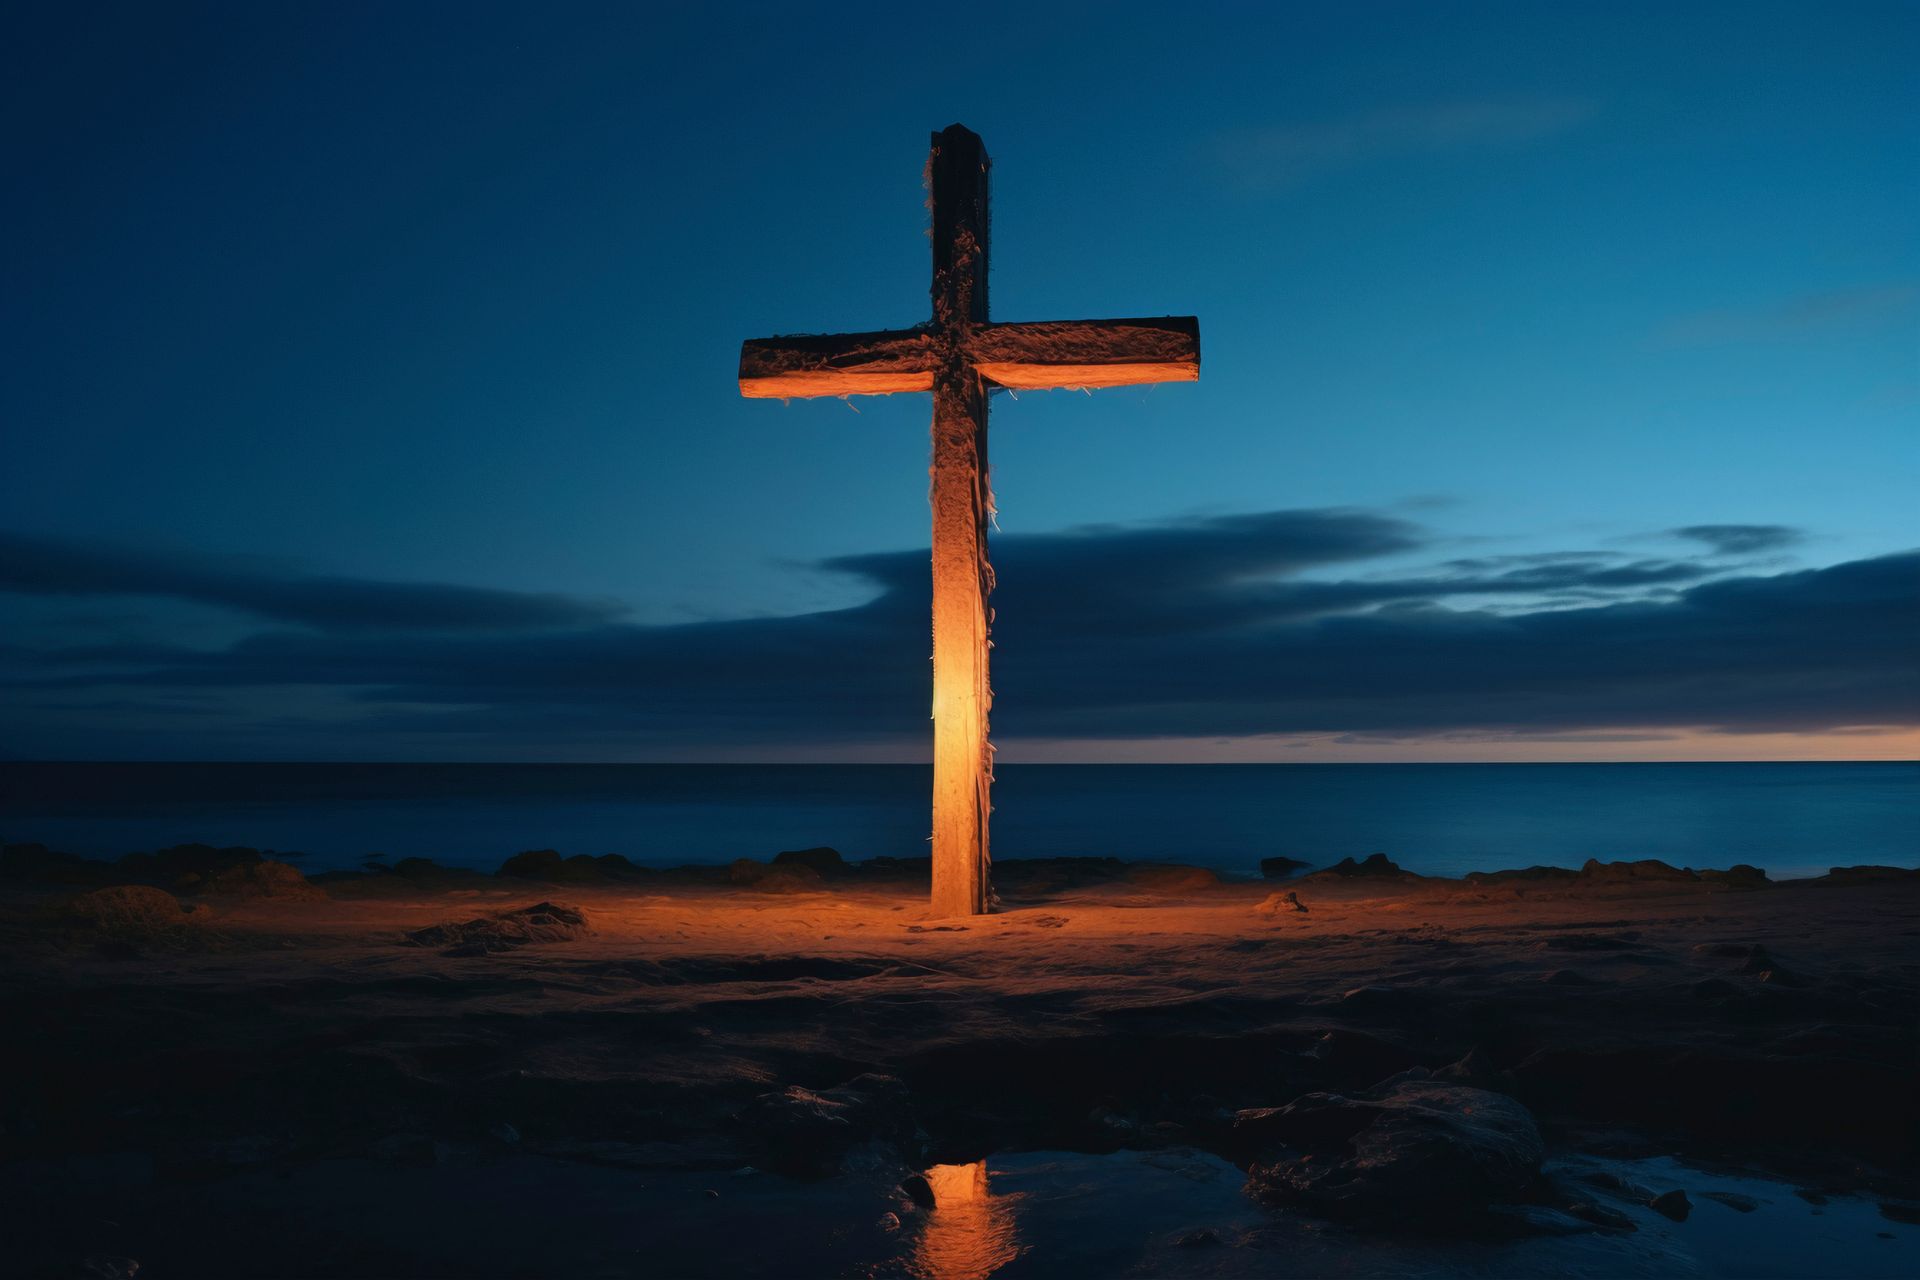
[{"left": 2, "top": 761, "right": 1913, "bottom": 882}]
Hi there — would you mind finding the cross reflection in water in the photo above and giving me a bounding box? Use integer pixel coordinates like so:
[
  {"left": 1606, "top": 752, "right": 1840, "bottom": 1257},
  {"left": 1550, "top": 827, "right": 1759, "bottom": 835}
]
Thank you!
[{"left": 907, "top": 1161, "right": 1023, "bottom": 1280}]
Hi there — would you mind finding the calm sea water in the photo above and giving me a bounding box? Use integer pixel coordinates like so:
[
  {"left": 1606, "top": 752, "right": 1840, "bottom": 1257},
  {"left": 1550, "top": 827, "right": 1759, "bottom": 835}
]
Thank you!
[{"left": 1, "top": 761, "right": 1913, "bottom": 882}]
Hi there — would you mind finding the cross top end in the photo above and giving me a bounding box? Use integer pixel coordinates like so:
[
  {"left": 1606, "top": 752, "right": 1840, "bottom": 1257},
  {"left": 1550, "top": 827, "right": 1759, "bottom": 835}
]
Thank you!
[{"left": 737, "top": 126, "right": 1199, "bottom": 400}]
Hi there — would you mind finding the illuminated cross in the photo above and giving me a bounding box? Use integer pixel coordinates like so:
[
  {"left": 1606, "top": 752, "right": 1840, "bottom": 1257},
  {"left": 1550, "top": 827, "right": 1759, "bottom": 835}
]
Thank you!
[{"left": 738, "top": 124, "right": 1200, "bottom": 916}]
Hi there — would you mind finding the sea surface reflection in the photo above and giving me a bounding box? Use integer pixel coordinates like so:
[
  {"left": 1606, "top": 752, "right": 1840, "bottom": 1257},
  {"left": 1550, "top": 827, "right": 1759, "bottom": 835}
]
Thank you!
[{"left": 906, "top": 1161, "right": 1023, "bottom": 1280}]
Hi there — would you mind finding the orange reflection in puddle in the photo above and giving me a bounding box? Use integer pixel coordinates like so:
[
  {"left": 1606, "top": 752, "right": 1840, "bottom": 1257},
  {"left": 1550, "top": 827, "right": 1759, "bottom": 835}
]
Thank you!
[{"left": 907, "top": 1161, "right": 1022, "bottom": 1280}]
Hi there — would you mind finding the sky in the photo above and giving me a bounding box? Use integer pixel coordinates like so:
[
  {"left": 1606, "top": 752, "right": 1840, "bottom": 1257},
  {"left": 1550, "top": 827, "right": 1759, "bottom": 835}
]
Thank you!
[{"left": 2, "top": 0, "right": 1915, "bottom": 762}]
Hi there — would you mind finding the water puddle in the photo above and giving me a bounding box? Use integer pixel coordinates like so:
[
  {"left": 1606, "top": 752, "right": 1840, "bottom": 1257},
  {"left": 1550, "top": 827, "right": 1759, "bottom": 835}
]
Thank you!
[{"left": 862, "top": 1149, "right": 1915, "bottom": 1279}]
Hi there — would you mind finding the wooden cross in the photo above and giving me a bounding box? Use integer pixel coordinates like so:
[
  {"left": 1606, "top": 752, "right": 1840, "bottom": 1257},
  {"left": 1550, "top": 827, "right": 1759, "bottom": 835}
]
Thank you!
[{"left": 738, "top": 124, "right": 1199, "bottom": 916}]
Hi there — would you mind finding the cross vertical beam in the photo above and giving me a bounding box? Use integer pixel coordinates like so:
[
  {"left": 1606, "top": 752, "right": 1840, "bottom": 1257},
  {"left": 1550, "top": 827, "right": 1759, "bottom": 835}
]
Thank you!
[
  {"left": 927, "top": 125, "right": 993, "bottom": 917},
  {"left": 736, "top": 124, "right": 1198, "bottom": 917}
]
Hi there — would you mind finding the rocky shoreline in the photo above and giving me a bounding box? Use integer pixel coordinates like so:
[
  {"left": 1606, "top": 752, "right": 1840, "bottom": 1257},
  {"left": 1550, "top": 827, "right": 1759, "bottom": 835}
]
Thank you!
[{"left": 3, "top": 840, "right": 1916, "bottom": 1276}]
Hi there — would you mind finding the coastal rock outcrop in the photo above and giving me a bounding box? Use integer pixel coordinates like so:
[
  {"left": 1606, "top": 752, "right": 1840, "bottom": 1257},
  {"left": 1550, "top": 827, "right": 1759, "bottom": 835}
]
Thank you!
[
  {"left": 1305, "top": 853, "right": 1412, "bottom": 881},
  {"left": 1578, "top": 859, "right": 1695, "bottom": 883},
  {"left": 1238, "top": 1076, "right": 1545, "bottom": 1223},
  {"left": 200, "top": 859, "right": 324, "bottom": 901}
]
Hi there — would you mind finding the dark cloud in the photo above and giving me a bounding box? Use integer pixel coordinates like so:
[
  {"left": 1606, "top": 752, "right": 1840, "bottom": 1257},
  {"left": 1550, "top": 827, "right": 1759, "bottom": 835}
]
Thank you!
[
  {"left": 3, "top": 512, "right": 1914, "bottom": 754},
  {"left": 0, "top": 531, "right": 624, "bottom": 632},
  {"left": 1671, "top": 524, "right": 1805, "bottom": 556}
]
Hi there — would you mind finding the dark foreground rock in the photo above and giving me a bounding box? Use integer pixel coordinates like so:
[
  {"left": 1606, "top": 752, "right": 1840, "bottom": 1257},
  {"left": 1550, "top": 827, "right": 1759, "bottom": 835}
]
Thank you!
[
  {"left": 406, "top": 901, "right": 589, "bottom": 955},
  {"left": 735, "top": 1073, "right": 920, "bottom": 1176},
  {"left": 1238, "top": 1076, "right": 1545, "bottom": 1224}
]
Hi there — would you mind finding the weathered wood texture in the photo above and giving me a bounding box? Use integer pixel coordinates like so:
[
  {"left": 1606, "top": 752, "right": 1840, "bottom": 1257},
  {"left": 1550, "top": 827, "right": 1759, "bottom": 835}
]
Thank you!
[
  {"left": 737, "top": 329, "right": 937, "bottom": 397},
  {"left": 737, "top": 318, "right": 1198, "bottom": 397},
  {"left": 926, "top": 125, "right": 993, "bottom": 919},
  {"left": 736, "top": 124, "right": 1198, "bottom": 916},
  {"left": 972, "top": 317, "right": 1199, "bottom": 389}
]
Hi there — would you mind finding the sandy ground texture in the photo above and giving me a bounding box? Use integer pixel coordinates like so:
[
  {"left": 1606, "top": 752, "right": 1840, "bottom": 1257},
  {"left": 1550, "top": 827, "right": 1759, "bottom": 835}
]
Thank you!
[{"left": 2, "top": 857, "right": 1917, "bottom": 1277}]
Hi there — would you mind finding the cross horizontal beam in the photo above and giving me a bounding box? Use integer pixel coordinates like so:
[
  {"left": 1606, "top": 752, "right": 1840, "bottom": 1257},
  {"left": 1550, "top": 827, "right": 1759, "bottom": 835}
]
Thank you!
[
  {"left": 737, "top": 316, "right": 1199, "bottom": 398},
  {"left": 737, "top": 328, "right": 939, "bottom": 398},
  {"left": 970, "top": 317, "right": 1199, "bottom": 390}
]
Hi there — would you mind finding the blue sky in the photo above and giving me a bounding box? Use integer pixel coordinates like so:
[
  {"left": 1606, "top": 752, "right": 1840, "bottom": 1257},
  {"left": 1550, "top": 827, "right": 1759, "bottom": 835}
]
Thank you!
[{"left": 2, "top": 1, "right": 1915, "bottom": 760}]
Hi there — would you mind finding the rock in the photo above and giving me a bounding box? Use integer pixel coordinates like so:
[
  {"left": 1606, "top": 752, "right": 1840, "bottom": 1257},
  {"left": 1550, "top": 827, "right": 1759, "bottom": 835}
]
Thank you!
[
  {"left": 898, "top": 1172, "right": 936, "bottom": 1208},
  {"left": 1698, "top": 864, "right": 1770, "bottom": 889},
  {"left": 1879, "top": 1202, "right": 1920, "bottom": 1225},
  {"left": 1124, "top": 864, "right": 1222, "bottom": 892},
  {"left": 1260, "top": 856, "right": 1309, "bottom": 880},
  {"left": 80, "top": 1256, "right": 141, "bottom": 1278},
  {"left": 1464, "top": 865, "right": 1579, "bottom": 885},
  {"left": 497, "top": 849, "right": 565, "bottom": 879},
  {"left": 736, "top": 1073, "right": 918, "bottom": 1176},
  {"left": 1578, "top": 859, "right": 1696, "bottom": 883},
  {"left": 1542, "top": 969, "right": 1593, "bottom": 986},
  {"left": 1701, "top": 1191, "right": 1759, "bottom": 1212},
  {"left": 1255, "top": 890, "right": 1308, "bottom": 917},
  {"left": 1175, "top": 1229, "right": 1221, "bottom": 1248},
  {"left": 1317, "top": 853, "right": 1406, "bottom": 879},
  {"left": 489, "top": 1121, "right": 521, "bottom": 1145},
  {"left": 771, "top": 846, "right": 846, "bottom": 876},
  {"left": 199, "top": 859, "right": 323, "bottom": 901},
  {"left": 1649, "top": 1189, "right": 1691, "bottom": 1220},
  {"left": 406, "top": 901, "right": 589, "bottom": 955},
  {"left": 877, "top": 1211, "right": 902, "bottom": 1232},
  {"left": 1238, "top": 1079, "right": 1545, "bottom": 1222}
]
